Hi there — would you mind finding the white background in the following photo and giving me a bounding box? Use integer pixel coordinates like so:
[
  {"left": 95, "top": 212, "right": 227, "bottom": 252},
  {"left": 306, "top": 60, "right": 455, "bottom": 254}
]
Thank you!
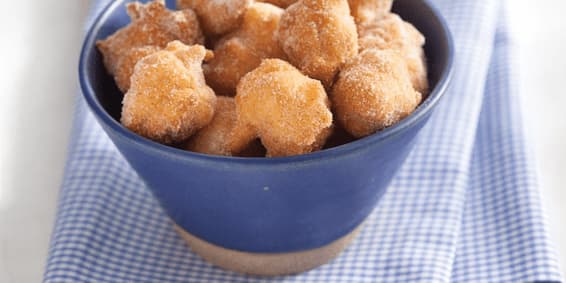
[{"left": 0, "top": 0, "right": 564, "bottom": 282}]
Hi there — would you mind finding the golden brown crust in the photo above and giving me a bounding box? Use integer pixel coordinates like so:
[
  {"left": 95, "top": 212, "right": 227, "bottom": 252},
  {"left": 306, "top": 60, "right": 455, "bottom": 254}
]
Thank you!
[
  {"left": 358, "top": 13, "right": 428, "bottom": 94},
  {"left": 114, "top": 46, "right": 161, "bottom": 92},
  {"left": 276, "top": 0, "right": 358, "bottom": 88},
  {"left": 348, "top": 0, "right": 393, "bottom": 24},
  {"left": 331, "top": 49, "right": 422, "bottom": 138},
  {"left": 121, "top": 41, "right": 216, "bottom": 144},
  {"left": 230, "top": 59, "right": 334, "bottom": 157},
  {"left": 185, "top": 96, "right": 236, "bottom": 156},
  {"left": 96, "top": 0, "right": 204, "bottom": 91},
  {"left": 204, "top": 3, "right": 287, "bottom": 95},
  {"left": 177, "top": 0, "right": 252, "bottom": 36}
]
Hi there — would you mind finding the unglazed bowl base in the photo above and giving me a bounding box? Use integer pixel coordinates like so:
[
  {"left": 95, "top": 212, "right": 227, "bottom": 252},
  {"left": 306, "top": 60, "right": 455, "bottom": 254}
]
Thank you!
[{"left": 174, "top": 224, "right": 363, "bottom": 276}]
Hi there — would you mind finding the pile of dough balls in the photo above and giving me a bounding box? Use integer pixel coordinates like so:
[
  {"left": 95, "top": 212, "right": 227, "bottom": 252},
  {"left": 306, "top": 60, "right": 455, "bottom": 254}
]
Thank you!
[{"left": 97, "top": 0, "right": 428, "bottom": 158}]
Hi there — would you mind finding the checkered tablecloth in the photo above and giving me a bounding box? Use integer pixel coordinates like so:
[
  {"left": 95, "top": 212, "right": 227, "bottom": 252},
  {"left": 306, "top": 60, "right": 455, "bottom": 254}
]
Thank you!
[{"left": 44, "top": 0, "right": 563, "bottom": 282}]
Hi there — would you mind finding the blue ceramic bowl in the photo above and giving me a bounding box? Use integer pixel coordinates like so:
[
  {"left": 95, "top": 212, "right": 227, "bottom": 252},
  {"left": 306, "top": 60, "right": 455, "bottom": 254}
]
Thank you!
[{"left": 80, "top": 0, "right": 453, "bottom": 254}]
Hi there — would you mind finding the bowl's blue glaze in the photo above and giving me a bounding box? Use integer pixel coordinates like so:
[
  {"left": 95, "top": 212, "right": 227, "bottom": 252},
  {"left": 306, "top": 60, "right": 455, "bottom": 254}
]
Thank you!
[{"left": 79, "top": 0, "right": 453, "bottom": 253}]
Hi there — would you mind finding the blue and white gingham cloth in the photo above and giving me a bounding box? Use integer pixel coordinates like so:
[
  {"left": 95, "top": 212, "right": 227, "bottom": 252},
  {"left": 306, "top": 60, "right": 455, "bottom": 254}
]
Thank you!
[{"left": 44, "top": 0, "right": 563, "bottom": 282}]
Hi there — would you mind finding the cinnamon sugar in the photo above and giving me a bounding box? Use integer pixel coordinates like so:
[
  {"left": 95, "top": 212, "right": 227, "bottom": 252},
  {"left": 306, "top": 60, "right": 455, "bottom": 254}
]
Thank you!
[
  {"left": 276, "top": 0, "right": 358, "bottom": 88},
  {"left": 204, "top": 2, "right": 287, "bottom": 95},
  {"left": 121, "top": 42, "right": 216, "bottom": 144},
  {"left": 332, "top": 49, "right": 422, "bottom": 137},
  {"left": 231, "top": 59, "right": 333, "bottom": 157}
]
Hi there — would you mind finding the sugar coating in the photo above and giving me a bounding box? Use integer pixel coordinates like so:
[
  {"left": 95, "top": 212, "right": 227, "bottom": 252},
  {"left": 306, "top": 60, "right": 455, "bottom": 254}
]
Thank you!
[
  {"left": 185, "top": 96, "right": 236, "bottom": 156},
  {"left": 231, "top": 59, "right": 334, "bottom": 157},
  {"left": 177, "top": 0, "right": 252, "bottom": 36},
  {"left": 258, "top": 0, "right": 298, "bottom": 8},
  {"left": 332, "top": 49, "right": 422, "bottom": 138},
  {"left": 358, "top": 13, "right": 429, "bottom": 94},
  {"left": 114, "top": 46, "right": 161, "bottom": 92},
  {"left": 204, "top": 2, "right": 287, "bottom": 95},
  {"left": 348, "top": 0, "right": 393, "bottom": 24},
  {"left": 121, "top": 41, "right": 216, "bottom": 144},
  {"left": 276, "top": 0, "right": 358, "bottom": 88},
  {"left": 97, "top": 0, "right": 204, "bottom": 91}
]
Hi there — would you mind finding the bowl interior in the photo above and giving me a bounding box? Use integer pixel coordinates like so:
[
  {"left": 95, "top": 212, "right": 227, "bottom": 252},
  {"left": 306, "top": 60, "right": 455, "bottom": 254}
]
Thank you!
[{"left": 81, "top": 0, "right": 453, "bottom": 161}]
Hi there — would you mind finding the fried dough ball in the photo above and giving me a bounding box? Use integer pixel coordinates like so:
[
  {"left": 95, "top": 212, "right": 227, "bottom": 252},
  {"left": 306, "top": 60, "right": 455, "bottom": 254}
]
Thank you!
[
  {"left": 348, "top": 0, "right": 393, "bottom": 24},
  {"left": 121, "top": 41, "right": 216, "bottom": 144},
  {"left": 359, "top": 13, "right": 428, "bottom": 94},
  {"left": 114, "top": 46, "right": 161, "bottom": 92},
  {"left": 185, "top": 96, "right": 267, "bottom": 157},
  {"left": 204, "top": 3, "right": 287, "bottom": 95},
  {"left": 177, "top": 0, "right": 252, "bottom": 36},
  {"left": 97, "top": 0, "right": 204, "bottom": 91},
  {"left": 258, "top": 0, "right": 298, "bottom": 8},
  {"left": 332, "top": 49, "right": 422, "bottom": 138},
  {"left": 230, "top": 59, "right": 333, "bottom": 157},
  {"left": 276, "top": 0, "right": 358, "bottom": 88},
  {"left": 185, "top": 96, "right": 236, "bottom": 156}
]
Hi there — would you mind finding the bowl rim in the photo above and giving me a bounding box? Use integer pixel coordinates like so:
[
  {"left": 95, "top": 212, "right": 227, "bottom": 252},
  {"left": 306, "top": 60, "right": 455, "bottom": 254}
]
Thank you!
[{"left": 79, "top": 0, "right": 454, "bottom": 166}]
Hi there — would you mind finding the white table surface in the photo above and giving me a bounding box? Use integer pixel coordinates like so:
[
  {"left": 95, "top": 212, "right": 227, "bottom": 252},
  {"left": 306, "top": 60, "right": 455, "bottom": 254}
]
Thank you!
[{"left": 0, "top": 0, "right": 564, "bottom": 282}]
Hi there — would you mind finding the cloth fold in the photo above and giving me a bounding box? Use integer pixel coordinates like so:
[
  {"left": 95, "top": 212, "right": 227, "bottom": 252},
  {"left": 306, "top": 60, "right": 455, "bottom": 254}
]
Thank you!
[{"left": 44, "top": 0, "right": 562, "bottom": 282}]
